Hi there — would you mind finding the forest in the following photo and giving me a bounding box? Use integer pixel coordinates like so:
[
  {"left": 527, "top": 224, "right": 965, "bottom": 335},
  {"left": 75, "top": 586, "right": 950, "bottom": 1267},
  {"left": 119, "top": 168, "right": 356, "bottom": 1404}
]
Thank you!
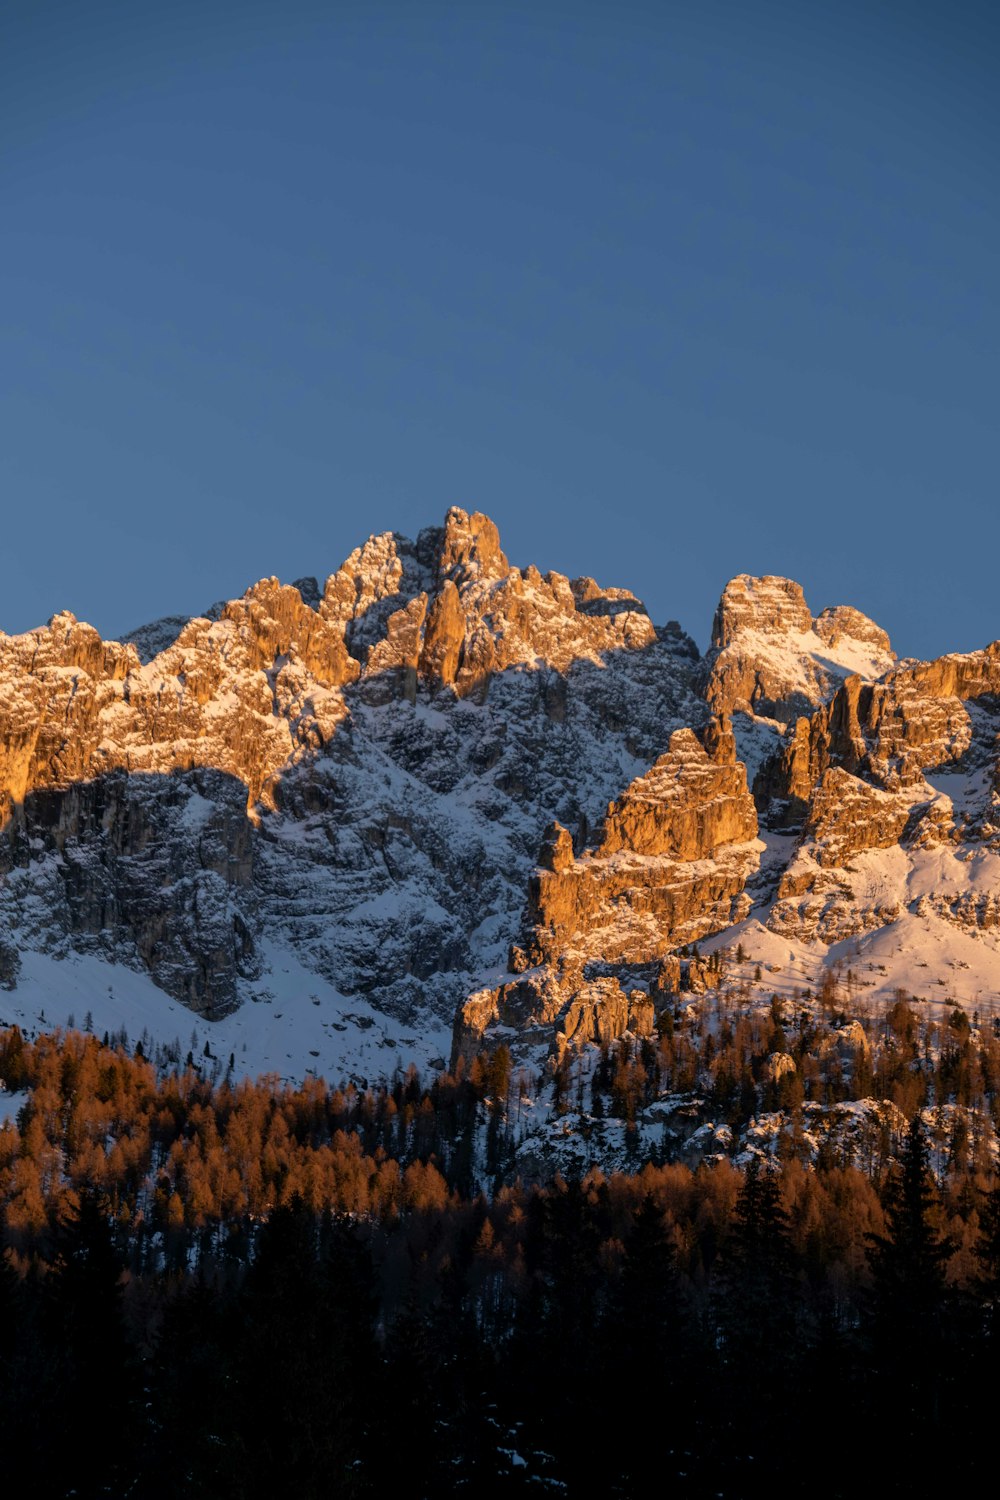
[{"left": 2, "top": 1016, "right": 1000, "bottom": 1496}]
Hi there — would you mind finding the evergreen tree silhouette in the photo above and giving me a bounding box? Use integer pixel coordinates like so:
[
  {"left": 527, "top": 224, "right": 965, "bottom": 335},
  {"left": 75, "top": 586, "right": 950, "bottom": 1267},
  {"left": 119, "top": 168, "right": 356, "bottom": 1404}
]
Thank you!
[
  {"left": 601, "top": 1193, "right": 706, "bottom": 1489},
  {"left": 41, "top": 1187, "right": 138, "bottom": 1498},
  {"left": 712, "top": 1158, "right": 802, "bottom": 1488},
  {"left": 866, "top": 1117, "right": 951, "bottom": 1478},
  {"left": 233, "top": 1198, "right": 371, "bottom": 1499},
  {"left": 142, "top": 1270, "right": 241, "bottom": 1499}
]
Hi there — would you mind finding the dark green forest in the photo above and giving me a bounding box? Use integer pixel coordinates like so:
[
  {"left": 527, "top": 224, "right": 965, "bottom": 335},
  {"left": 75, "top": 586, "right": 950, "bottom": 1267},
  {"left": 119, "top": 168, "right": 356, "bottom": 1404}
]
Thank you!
[{"left": 2, "top": 1023, "right": 999, "bottom": 1496}]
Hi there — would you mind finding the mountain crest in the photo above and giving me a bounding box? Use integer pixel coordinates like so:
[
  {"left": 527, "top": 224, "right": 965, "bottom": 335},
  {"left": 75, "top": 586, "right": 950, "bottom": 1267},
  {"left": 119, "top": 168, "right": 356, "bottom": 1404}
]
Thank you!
[
  {"left": 705, "top": 572, "right": 894, "bottom": 725},
  {"left": 6, "top": 509, "right": 1000, "bottom": 1100}
]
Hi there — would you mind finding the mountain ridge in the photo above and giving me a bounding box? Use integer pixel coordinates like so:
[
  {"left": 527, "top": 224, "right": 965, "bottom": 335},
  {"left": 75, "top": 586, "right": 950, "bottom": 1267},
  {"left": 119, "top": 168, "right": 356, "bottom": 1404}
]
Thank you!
[{"left": 2, "top": 506, "right": 997, "bottom": 1106}]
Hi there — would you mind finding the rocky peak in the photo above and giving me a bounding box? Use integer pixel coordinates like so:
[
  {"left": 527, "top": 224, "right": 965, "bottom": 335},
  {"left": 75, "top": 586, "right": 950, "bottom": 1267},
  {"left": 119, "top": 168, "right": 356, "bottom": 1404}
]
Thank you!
[
  {"left": 711, "top": 575, "right": 813, "bottom": 650},
  {"left": 515, "top": 727, "right": 758, "bottom": 970},
  {"left": 457, "top": 720, "right": 760, "bottom": 1061},
  {"left": 435, "top": 507, "right": 510, "bottom": 584},
  {"left": 599, "top": 727, "right": 757, "bottom": 860},
  {"left": 311, "top": 507, "right": 676, "bottom": 701},
  {"left": 13, "top": 506, "right": 1000, "bottom": 1103},
  {"left": 321, "top": 530, "right": 433, "bottom": 659},
  {"left": 699, "top": 712, "right": 738, "bottom": 765},
  {"left": 761, "top": 642, "right": 1000, "bottom": 817},
  {"left": 704, "top": 573, "right": 895, "bottom": 726},
  {"left": 814, "top": 604, "right": 891, "bottom": 656},
  {"left": 0, "top": 504, "right": 711, "bottom": 1031},
  {"left": 539, "top": 822, "right": 575, "bottom": 873},
  {"left": 570, "top": 576, "right": 649, "bottom": 620}
]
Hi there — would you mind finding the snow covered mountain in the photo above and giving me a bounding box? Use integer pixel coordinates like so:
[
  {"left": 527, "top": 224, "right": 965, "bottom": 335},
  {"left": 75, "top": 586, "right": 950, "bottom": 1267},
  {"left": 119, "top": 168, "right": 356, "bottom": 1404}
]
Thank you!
[{"left": 1, "top": 506, "right": 998, "bottom": 1087}]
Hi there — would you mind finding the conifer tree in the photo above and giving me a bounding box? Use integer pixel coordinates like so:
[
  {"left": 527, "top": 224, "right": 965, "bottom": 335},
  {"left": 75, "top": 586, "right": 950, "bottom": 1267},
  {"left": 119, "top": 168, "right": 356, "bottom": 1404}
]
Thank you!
[
  {"left": 866, "top": 1116, "right": 951, "bottom": 1465},
  {"left": 233, "top": 1197, "right": 370, "bottom": 1499},
  {"left": 41, "top": 1187, "right": 138, "bottom": 1497},
  {"left": 601, "top": 1193, "right": 702, "bottom": 1483},
  {"left": 712, "top": 1158, "right": 802, "bottom": 1486}
]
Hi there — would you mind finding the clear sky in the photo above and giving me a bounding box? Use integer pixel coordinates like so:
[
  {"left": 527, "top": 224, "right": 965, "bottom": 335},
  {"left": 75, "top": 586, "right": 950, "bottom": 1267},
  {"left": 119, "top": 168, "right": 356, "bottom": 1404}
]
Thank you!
[{"left": 3, "top": 0, "right": 997, "bottom": 659}]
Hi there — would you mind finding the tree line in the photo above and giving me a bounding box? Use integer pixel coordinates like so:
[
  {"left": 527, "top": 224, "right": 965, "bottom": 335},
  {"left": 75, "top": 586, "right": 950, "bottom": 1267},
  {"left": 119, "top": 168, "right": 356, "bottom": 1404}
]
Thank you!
[{"left": 2, "top": 1026, "right": 1000, "bottom": 1493}]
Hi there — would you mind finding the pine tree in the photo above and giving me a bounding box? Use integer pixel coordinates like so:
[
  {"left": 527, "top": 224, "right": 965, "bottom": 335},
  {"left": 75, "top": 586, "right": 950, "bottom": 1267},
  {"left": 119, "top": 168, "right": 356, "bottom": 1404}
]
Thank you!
[
  {"left": 716, "top": 1158, "right": 799, "bottom": 1364},
  {"left": 976, "top": 1177, "right": 1000, "bottom": 1342},
  {"left": 601, "top": 1194, "right": 701, "bottom": 1484},
  {"left": 142, "top": 1270, "right": 241, "bottom": 1499},
  {"left": 712, "top": 1158, "right": 802, "bottom": 1486},
  {"left": 40, "top": 1187, "right": 138, "bottom": 1497},
  {"left": 866, "top": 1117, "right": 951, "bottom": 1464},
  {"left": 869, "top": 1118, "right": 949, "bottom": 1339},
  {"left": 231, "top": 1199, "right": 375, "bottom": 1498},
  {"left": 0, "top": 1246, "right": 22, "bottom": 1396}
]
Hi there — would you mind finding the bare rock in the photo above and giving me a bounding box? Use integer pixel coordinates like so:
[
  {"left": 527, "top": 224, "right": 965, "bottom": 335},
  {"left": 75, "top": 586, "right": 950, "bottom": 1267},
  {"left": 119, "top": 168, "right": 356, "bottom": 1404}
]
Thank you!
[{"left": 704, "top": 574, "right": 894, "bottom": 725}]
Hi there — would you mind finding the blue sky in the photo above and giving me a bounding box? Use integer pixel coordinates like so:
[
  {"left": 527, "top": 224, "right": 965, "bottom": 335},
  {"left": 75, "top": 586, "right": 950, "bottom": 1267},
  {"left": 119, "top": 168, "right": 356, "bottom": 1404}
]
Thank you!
[{"left": 2, "top": 1, "right": 997, "bottom": 657}]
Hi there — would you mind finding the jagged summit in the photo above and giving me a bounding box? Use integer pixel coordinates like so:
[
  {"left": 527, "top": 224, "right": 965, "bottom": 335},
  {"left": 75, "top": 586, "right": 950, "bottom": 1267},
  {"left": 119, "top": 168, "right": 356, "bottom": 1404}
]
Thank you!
[
  {"left": 710, "top": 574, "right": 815, "bottom": 649},
  {"left": 315, "top": 505, "right": 670, "bottom": 698},
  {"left": 705, "top": 572, "right": 894, "bottom": 725},
  {"left": 3, "top": 509, "right": 1000, "bottom": 1098},
  {"left": 0, "top": 507, "right": 702, "bottom": 1062}
]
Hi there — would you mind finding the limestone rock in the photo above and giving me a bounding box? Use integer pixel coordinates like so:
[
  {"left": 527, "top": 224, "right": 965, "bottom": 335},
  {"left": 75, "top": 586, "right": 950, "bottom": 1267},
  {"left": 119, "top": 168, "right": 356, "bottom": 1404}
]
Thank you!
[
  {"left": 704, "top": 574, "right": 894, "bottom": 726},
  {"left": 803, "top": 768, "right": 916, "bottom": 868},
  {"left": 684, "top": 956, "right": 720, "bottom": 994},
  {"left": 601, "top": 727, "right": 757, "bottom": 859},
  {"left": 651, "top": 954, "right": 682, "bottom": 1002},
  {"left": 814, "top": 605, "right": 891, "bottom": 655},
  {"left": 715, "top": 575, "right": 814, "bottom": 645},
  {"left": 764, "top": 1052, "right": 797, "bottom": 1083},
  {"left": 759, "top": 647, "right": 1000, "bottom": 810},
  {"left": 419, "top": 579, "right": 464, "bottom": 685},
  {"left": 520, "top": 727, "right": 759, "bottom": 972},
  {"left": 0, "top": 507, "right": 707, "bottom": 1030},
  {"left": 437, "top": 507, "right": 509, "bottom": 583},
  {"left": 464, "top": 722, "right": 760, "bottom": 1062},
  {"left": 539, "top": 823, "right": 575, "bottom": 874},
  {"left": 9, "top": 510, "right": 1000, "bottom": 1087}
]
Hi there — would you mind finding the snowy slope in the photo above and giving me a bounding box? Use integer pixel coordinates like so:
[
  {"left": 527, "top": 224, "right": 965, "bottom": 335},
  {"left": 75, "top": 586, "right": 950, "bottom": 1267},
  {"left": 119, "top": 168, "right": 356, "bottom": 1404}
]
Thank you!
[{"left": 3, "top": 511, "right": 1000, "bottom": 1107}]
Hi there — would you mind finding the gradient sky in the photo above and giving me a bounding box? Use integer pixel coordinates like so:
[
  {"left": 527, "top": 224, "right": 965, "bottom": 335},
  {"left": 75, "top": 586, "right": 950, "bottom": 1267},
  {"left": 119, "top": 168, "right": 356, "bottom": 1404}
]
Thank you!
[{"left": 3, "top": 0, "right": 997, "bottom": 659}]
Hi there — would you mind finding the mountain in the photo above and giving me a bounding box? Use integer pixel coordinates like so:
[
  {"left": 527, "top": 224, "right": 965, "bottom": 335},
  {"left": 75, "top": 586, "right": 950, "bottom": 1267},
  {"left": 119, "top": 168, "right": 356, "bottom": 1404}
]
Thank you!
[{"left": 2, "top": 506, "right": 999, "bottom": 1104}]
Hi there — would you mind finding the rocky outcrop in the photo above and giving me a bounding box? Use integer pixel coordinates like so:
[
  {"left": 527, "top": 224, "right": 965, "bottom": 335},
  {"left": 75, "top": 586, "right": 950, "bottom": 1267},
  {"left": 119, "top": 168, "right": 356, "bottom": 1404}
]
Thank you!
[
  {"left": 317, "top": 507, "right": 671, "bottom": 704},
  {"left": 750, "top": 635, "right": 1000, "bottom": 944},
  {"left": 704, "top": 574, "right": 894, "bottom": 725},
  {"left": 760, "top": 646, "right": 1000, "bottom": 815},
  {"left": 436, "top": 507, "right": 509, "bottom": 583},
  {"left": 455, "top": 720, "right": 760, "bottom": 1061},
  {"left": 711, "top": 575, "right": 814, "bottom": 650},
  {"left": 600, "top": 725, "right": 755, "bottom": 859},
  {"left": 0, "top": 769, "right": 256, "bottom": 1016},
  {"left": 518, "top": 725, "right": 758, "bottom": 970},
  {"left": 799, "top": 768, "right": 916, "bottom": 869},
  {"left": 453, "top": 970, "right": 656, "bottom": 1066},
  {"left": 418, "top": 580, "right": 464, "bottom": 686},
  {"left": 7, "top": 509, "right": 1000, "bottom": 1077},
  {"left": 0, "top": 581, "right": 359, "bottom": 828},
  {"left": 814, "top": 605, "right": 891, "bottom": 656},
  {"left": 0, "top": 508, "right": 707, "bottom": 1026}
]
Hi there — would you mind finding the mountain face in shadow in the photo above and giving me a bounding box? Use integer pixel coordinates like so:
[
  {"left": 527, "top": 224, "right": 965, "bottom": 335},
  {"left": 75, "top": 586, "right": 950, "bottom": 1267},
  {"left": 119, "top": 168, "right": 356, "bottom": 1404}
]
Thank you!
[{"left": 3, "top": 505, "right": 999, "bottom": 1089}]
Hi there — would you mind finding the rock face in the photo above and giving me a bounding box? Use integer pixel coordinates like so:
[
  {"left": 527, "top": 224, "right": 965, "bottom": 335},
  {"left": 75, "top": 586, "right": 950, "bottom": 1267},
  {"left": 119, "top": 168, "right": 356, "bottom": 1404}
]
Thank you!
[
  {"left": 814, "top": 605, "right": 892, "bottom": 656},
  {"left": 1, "top": 771, "right": 256, "bottom": 1017},
  {"left": 755, "top": 639, "right": 1000, "bottom": 944},
  {"left": 760, "top": 648, "right": 1000, "bottom": 814},
  {"left": 701, "top": 575, "right": 895, "bottom": 798},
  {"left": 4, "top": 509, "right": 1000, "bottom": 1083},
  {"left": 0, "top": 582, "right": 358, "bottom": 822},
  {"left": 319, "top": 508, "right": 664, "bottom": 703},
  {"left": 0, "top": 508, "right": 704, "bottom": 1024},
  {"left": 519, "top": 725, "right": 759, "bottom": 970},
  {"left": 454, "top": 720, "right": 761, "bottom": 1062},
  {"left": 705, "top": 575, "right": 894, "bottom": 725}
]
